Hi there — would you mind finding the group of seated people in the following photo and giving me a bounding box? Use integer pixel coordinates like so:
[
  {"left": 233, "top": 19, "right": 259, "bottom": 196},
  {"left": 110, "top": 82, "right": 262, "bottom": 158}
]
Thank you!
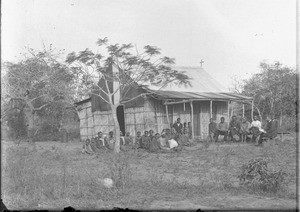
[
  {"left": 82, "top": 118, "right": 194, "bottom": 154},
  {"left": 208, "top": 115, "right": 279, "bottom": 145}
]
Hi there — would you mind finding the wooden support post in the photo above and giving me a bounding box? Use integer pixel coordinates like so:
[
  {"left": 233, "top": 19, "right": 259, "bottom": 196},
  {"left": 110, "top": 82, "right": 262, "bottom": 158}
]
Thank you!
[
  {"left": 242, "top": 104, "right": 245, "bottom": 118},
  {"left": 251, "top": 100, "right": 254, "bottom": 121},
  {"left": 183, "top": 102, "right": 186, "bottom": 111},
  {"left": 227, "top": 101, "right": 230, "bottom": 121},
  {"left": 190, "top": 101, "right": 194, "bottom": 139},
  {"left": 210, "top": 100, "right": 213, "bottom": 119},
  {"left": 166, "top": 104, "right": 170, "bottom": 128}
]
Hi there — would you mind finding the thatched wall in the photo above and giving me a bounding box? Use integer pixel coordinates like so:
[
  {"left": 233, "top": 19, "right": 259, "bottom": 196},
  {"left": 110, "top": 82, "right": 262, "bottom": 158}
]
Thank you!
[
  {"left": 77, "top": 98, "right": 231, "bottom": 140},
  {"left": 77, "top": 101, "right": 94, "bottom": 140},
  {"left": 124, "top": 97, "right": 169, "bottom": 136}
]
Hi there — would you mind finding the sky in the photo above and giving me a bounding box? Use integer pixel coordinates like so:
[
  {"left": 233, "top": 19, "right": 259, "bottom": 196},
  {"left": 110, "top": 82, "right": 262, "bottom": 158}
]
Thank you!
[{"left": 2, "top": 0, "right": 296, "bottom": 90}]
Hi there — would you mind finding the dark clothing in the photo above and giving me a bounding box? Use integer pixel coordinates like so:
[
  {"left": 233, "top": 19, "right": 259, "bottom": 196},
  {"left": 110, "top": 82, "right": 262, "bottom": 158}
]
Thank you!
[
  {"left": 124, "top": 136, "right": 134, "bottom": 146},
  {"left": 209, "top": 122, "right": 217, "bottom": 134},
  {"left": 250, "top": 127, "right": 261, "bottom": 143},
  {"left": 173, "top": 122, "right": 183, "bottom": 134},
  {"left": 141, "top": 135, "right": 150, "bottom": 150},
  {"left": 229, "top": 120, "right": 241, "bottom": 142},
  {"left": 95, "top": 137, "right": 105, "bottom": 149},
  {"left": 178, "top": 134, "right": 190, "bottom": 146},
  {"left": 188, "top": 126, "right": 192, "bottom": 139},
  {"left": 149, "top": 136, "right": 160, "bottom": 152},
  {"left": 215, "top": 130, "right": 228, "bottom": 142},
  {"left": 265, "top": 119, "right": 279, "bottom": 139},
  {"left": 258, "top": 119, "right": 279, "bottom": 144},
  {"left": 135, "top": 136, "right": 142, "bottom": 148}
]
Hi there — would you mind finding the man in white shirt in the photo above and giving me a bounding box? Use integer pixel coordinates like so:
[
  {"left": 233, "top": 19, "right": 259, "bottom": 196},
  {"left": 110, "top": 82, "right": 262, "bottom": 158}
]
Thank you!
[{"left": 250, "top": 115, "right": 265, "bottom": 143}]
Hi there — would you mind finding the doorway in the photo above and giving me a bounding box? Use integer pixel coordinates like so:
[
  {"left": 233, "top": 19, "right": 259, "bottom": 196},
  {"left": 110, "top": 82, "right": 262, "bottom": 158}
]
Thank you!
[{"left": 116, "top": 105, "right": 125, "bottom": 136}]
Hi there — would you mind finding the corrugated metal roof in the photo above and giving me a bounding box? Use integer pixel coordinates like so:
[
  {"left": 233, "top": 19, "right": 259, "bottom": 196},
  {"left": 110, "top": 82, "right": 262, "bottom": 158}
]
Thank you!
[
  {"left": 149, "top": 90, "right": 252, "bottom": 101},
  {"left": 145, "top": 66, "right": 251, "bottom": 101},
  {"left": 147, "top": 66, "right": 228, "bottom": 93}
]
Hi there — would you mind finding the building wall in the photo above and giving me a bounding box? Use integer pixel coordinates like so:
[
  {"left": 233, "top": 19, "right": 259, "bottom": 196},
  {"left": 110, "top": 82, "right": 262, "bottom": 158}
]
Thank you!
[
  {"left": 124, "top": 97, "right": 169, "bottom": 136},
  {"left": 77, "top": 99, "right": 230, "bottom": 140}
]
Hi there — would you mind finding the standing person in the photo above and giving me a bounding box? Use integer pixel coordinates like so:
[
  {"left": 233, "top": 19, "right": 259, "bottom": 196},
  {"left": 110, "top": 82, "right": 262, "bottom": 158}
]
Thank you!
[
  {"left": 215, "top": 117, "right": 229, "bottom": 142},
  {"left": 187, "top": 122, "right": 192, "bottom": 139},
  {"left": 141, "top": 131, "right": 150, "bottom": 150},
  {"left": 240, "top": 117, "right": 251, "bottom": 142},
  {"left": 173, "top": 118, "right": 183, "bottom": 134},
  {"left": 258, "top": 115, "right": 279, "bottom": 145},
  {"left": 208, "top": 118, "right": 217, "bottom": 142},
  {"left": 229, "top": 115, "right": 241, "bottom": 142},
  {"left": 105, "top": 131, "right": 115, "bottom": 150}
]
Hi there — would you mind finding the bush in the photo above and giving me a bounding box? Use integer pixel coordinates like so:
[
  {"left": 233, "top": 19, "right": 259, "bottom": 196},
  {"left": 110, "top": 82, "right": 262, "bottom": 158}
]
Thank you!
[
  {"left": 105, "top": 153, "right": 132, "bottom": 189},
  {"left": 237, "top": 158, "right": 287, "bottom": 193}
]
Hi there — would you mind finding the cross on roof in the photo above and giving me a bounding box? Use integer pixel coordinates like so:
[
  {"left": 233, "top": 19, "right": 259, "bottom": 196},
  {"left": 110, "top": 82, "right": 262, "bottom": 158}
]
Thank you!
[{"left": 200, "top": 59, "right": 204, "bottom": 68}]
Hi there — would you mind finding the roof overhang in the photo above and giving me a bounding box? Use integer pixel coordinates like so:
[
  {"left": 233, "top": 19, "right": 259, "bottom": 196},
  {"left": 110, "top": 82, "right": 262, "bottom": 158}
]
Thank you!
[{"left": 147, "top": 90, "right": 253, "bottom": 105}]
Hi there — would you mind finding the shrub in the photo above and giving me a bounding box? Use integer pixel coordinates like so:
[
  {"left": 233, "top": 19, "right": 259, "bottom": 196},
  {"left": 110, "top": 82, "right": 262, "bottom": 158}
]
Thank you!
[
  {"left": 237, "top": 158, "right": 287, "bottom": 193},
  {"left": 106, "top": 153, "right": 132, "bottom": 189}
]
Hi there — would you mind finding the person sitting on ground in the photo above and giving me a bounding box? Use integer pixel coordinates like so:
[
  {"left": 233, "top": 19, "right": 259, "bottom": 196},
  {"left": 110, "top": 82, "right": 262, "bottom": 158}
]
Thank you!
[
  {"left": 120, "top": 131, "right": 125, "bottom": 146},
  {"left": 105, "top": 131, "right": 115, "bottom": 150},
  {"left": 157, "top": 133, "right": 169, "bottom": 150},
  {"left": 257, "top": 115, "right": 279, "bottom": 146},
  {"left": 208, "top": 118, "right": 217, "bottom": 142},
  {"left": 124, "top": 132, "right": 134, "bottom": 146},
  {"left": 215, "top": 117, "right": 229, "bottom": 142},
  {"left": 250, "top": 115, "right": 265, "bottom": 143},
  {"left": 82, "top": 138, "right": 94, "bottom": 154},
  {"left": 187, "top": 122, "right": 192, "bottom": 139},
  {"left": 178, "top": 128, "right": 191, "bottom": 146},
  {"left": 173, "top": 118, "right": 183, "bottom": 135},
  {"left": 229, "top": 115, "right": 241, "bottom": 142},
  {"left": 149, "top": 131, "right": 161, "bottom": 152},
  {"left": 134, "top": 131, "right": 142, "bottom": 149},
  {"left": 165, "top": 128, "right": 174, "bottom": 141},
  {"left": 183, "top": 122, "right": 187, "bottom": 133},
  {"left": 141, "top": 131, "right": 150, "bottom": 150},
  {"left": 90, "top": 137, "right": 100, "bottom": 153},
  {"left": 95, "top": 131, "right": 105, "bottom": 149},
  {"left": 240, "top": 117, "right": 251, "bottom": 142}
]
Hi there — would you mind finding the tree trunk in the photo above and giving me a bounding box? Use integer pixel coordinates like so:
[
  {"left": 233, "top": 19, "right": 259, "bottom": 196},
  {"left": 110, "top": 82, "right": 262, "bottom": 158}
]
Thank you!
[
  {"left": 254, "top": 104, "right": 262, "bottom": 121},
  {"left": 111, "top": 105, "right": 121, "bottom": 154}
]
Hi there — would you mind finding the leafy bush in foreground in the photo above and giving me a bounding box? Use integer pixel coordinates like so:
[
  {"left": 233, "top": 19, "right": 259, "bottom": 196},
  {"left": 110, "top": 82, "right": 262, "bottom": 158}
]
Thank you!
[{"left": 237, "top": 158, "right": 287, "bottom": 193}]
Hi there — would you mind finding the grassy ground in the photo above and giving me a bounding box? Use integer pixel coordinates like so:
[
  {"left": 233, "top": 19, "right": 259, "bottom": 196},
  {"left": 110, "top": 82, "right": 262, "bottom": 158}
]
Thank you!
[{"left": 1, "top": 134, "right": 297, "bottom": 210}]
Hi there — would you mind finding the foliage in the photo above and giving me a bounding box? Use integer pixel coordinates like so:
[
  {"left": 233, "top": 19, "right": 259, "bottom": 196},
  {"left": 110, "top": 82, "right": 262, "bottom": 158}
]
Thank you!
[
  {"left": 237, "top": 158, "right": 287, "bottom": 193},
  {"left": 104, "top": 153, "right": 132, "bottom": 189},
  {"left": 242, "top": 62, "right": 297, "bottom": 119},
  {"left": 2, "top": 46, "right": 76, "bottom": 140},
  {"left": 5, "top": 107, "right": 27, "bottom": 139}
]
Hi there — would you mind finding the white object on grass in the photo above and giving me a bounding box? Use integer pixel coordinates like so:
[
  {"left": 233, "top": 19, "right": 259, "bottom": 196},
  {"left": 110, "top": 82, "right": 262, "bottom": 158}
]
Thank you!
[
  {"left": 168, "top": 139, "right": 178, "bottom": 149},
  {"left": 102, "top": 178, "right": 114, "bottom": 188}
]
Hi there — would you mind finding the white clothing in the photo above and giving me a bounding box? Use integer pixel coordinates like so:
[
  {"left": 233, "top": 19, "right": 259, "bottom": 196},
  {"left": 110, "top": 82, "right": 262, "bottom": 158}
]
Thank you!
[
  {"left": 168, "top": 139, "right": 178, "bottom": 149},
  {"left": 251, "top": 120, "right": 265, "bottom": 133}
]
